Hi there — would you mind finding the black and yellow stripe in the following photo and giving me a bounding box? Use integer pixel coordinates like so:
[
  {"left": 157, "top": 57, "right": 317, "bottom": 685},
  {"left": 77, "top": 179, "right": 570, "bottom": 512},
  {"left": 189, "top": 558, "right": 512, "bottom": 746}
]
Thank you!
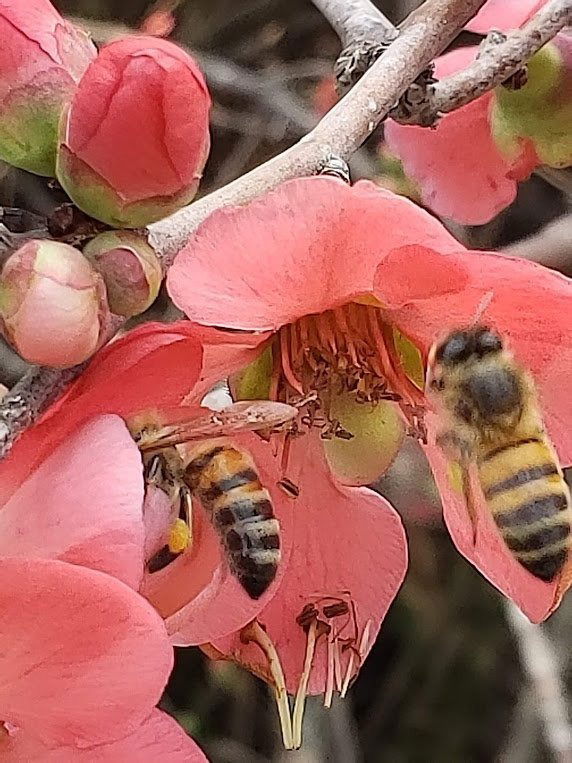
[
  {"left": 478, "top": 438, "right": 571, "bottom": 581},
  {"left": 184, "top": 443, "right": 280, "bottom": 599}
]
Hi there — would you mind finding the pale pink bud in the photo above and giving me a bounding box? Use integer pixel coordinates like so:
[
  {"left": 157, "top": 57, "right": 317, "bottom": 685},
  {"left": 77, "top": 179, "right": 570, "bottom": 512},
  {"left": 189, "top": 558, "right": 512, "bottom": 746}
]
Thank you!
[
  {"left": 83, "top": 231, "right": 163, "bottom": 317},
  {"left": 0, "top": 240, "right": 109, "bottom": 367}
]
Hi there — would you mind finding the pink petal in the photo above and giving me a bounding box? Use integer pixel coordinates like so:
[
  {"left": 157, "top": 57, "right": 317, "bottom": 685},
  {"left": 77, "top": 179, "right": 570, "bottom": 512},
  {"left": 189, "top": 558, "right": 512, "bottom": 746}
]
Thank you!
[
  {"left": 0, "top": 558, "right": 173, "bottom": 747},
  {"left": 0, "top": 415, "right": 144, "bottom": 588},
  {"left": 0, "top": 321, "right": 204, "bottom": 506},
  {"left": 212, "top": 437, "right": 407, "bottom": 694},
  {"left": 142, "top": 431, "right": 295, "bottom": 645},
  {"left": 384, "top": 47, "right": 536, "bottom": 225},
  {"left": 466, "top": 0, "right": 546, "bottom": 34},
  {"left": 423, "top": 415, "right": 556, "bottom": 622},
  {"left": 167, "top": 177, "right": 460, "bottom": 331},
  {"left": 374, "top": 246, "right": 572, "bottom": 464},
  {"left": 0, "top": 710, "right": 207, "bottom": 761}
]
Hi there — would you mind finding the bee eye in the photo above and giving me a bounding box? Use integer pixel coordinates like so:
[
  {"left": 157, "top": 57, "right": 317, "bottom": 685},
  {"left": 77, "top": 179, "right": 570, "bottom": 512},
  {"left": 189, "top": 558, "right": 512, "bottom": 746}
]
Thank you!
[
  {"left": 435, "top": 332, "right": 472, "bottom": 365},
  {"left": 474, "top": 328, "right": 503, "bottom": 356}
]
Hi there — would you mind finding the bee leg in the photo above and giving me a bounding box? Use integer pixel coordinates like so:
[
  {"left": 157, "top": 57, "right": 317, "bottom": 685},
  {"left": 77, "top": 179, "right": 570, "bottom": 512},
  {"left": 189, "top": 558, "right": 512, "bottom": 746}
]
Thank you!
[
  {"left": 436, "top": 430, "right": 479, "bottom": 546},
  {"left": 167, "top": 483, "right": 193, "bottom": 554},
  {"left": 146, "top": 484, "right": 193, "bottom": 573},
  {"left": 460, "top": 465, "right": 478, "bottom": 546}
]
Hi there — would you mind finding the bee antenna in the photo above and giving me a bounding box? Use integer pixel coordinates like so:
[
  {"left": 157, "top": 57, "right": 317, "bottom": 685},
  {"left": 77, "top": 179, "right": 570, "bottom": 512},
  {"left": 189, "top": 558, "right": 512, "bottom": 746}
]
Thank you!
[{"left": 472, "top": 291, "right": 494, "bottom": 327}]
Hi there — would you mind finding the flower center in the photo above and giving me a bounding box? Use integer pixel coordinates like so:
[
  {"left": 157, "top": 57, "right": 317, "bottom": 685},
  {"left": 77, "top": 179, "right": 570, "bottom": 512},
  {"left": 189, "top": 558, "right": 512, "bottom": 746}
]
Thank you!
[{"left": 273, "top": 302, "right": 426, "bottom": 440}]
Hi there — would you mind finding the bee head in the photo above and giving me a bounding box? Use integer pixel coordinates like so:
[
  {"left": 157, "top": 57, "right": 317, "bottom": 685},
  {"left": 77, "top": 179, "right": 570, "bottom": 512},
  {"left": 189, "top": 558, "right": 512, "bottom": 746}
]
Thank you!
[
  {"left": 427, "top": 326, "right": 504, "bottom": 396},
  {"left": 434, "top": 327, "right": 503, "bottom": 366}
]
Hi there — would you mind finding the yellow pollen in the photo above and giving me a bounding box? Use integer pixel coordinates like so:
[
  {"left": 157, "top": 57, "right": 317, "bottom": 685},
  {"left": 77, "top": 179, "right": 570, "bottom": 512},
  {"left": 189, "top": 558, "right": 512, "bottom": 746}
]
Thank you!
[{"left": 168, "top": 518, "right": 191, "bottom": 553}]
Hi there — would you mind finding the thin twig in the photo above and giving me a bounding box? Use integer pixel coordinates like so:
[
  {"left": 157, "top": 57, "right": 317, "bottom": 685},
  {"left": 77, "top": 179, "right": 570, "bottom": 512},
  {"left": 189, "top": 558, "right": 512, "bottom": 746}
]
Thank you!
[
  {"left": 505, "top": 601, "right": 572, "bottom": 762},
  {"left": 503, "top": 211, "right": 572, "bottom": 277},
  {"left": 0, "top": 0, "right": 487, "bottom": 459},
  {"left": 392, "top": 0, "right": 572, "bottom": 124}
]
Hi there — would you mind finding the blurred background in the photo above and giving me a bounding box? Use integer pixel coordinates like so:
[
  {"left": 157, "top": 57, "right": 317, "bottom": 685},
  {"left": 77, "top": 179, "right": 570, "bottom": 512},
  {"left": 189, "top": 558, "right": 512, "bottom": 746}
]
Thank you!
[{"left": 2, "top": 1, "right": 572, "bottom": 760}]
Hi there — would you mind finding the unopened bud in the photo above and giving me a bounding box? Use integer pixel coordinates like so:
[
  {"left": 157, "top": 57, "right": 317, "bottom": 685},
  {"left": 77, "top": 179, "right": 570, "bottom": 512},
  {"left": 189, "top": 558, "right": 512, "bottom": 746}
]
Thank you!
[
  {"left": 83, "top": 231, "right": 162, "bottom": 317},
  {"left": 56, "top": 36, "right": 211, "bottom": 227},
  {"left": 0, "top": 0, "right": 96, "bottom": 176},
  {"left": 491, "top": 35, "right": 572, "bottom": 169},
  {"left": 0, "top": 240, "right": 109, "bottom": 368}
]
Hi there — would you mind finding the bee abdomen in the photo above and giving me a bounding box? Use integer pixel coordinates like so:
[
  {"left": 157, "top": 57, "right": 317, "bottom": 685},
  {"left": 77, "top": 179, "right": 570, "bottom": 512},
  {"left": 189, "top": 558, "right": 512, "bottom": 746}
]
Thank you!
[
  {"left": 184, "top": 446, "right": 280, "bottom": 599},
  {"left": 479, "top": 442, "right": 571, "bottom": 581},
  {"left": 224, "top": 512, "right": 281, "bottom": 598}
]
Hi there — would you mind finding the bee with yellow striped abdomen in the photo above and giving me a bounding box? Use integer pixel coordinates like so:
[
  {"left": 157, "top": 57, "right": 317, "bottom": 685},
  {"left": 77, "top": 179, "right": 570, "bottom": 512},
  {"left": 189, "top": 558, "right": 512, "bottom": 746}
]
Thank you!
[
  {"left": 129, "top": 400, "right": 298, "bottom": 598},
  {"left": 428, "top": 326, "right": 571, "bottom": 582}
]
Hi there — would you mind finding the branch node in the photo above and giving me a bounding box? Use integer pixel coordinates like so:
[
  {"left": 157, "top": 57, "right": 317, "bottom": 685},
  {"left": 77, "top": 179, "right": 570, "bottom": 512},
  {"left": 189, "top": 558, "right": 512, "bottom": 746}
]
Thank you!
[
  {"left": 334, "top": 39, "right": 389, "bottom": 94},
  {"left": 388, "top": 65, "right": 439, "bottom": 127},
  {"left": 478, "top": 30, "right": 528, "bottom": 90},
  {"left": 317, "top": 154, "right": 351, "bottom": 183}
]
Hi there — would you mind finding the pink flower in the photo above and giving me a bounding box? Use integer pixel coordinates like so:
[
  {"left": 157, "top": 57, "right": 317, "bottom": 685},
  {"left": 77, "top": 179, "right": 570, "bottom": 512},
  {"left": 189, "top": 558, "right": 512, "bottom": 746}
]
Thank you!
[
  {"left": 57, "top": 36, "right": 211, "bottom": 227},
  {"left": 0, "top": 239, "right": 111, "bottom": 368},
  {"left": 166, "top": 176, "right": 572, "bottom": 623},
  {"left": 0, "top": 0, "right": 96, "bottom": 175},
  {"left": 2, "top": 311, "right": 408, "bottom": 744},
  {"left": 0, "top": 382, "right": 207, "bottom": 756},
  {"left": 0, "top": 558, "right": 173, "bottom": 750},
  {"left": 0, "top": 322, "right": 295, "bottom": 643},
  {"left": 384, "top": 0, "right": 571, "bottom": 224},
  {"left": 384, "top": 47, "right": 537, "bottom": 225}
]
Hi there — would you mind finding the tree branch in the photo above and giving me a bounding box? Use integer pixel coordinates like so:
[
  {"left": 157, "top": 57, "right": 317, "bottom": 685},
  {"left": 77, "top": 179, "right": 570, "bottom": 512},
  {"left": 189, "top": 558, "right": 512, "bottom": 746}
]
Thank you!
[
  {"left": 505, "top": 601, "right": 572, "bottom": 761},
  {"left": 391, "top": 0, "right": 572, "bottom": 124},
  {"left": 310, "top": 0, "right": 397, "bottom": 48},
  {"left": 0, "top": 0, "right": 488, "bottom": 459}
]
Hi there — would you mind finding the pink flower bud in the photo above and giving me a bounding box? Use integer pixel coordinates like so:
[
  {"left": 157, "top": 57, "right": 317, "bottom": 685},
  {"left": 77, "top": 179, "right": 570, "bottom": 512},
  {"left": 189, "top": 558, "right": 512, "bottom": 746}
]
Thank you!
[
  {"left": 56, "top": 36, "right": 211, "bottom": 228},
  {"left": 0, "top": 0, "right": 96, "bottom": 176},
  {"left": 0, "top": 239, "right": 109, "bottom": 368},
  {"left": 83, "top": 231, "right": 163, "bottom": 317}
]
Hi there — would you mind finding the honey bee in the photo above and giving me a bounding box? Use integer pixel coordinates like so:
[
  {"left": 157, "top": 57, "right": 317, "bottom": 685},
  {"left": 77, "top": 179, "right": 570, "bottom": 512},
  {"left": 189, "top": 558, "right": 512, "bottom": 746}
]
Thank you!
[
  {"left": 129, "top": 400, "right": 299, "bottom": 598},
  {"left": 427, "top": 326, "right": 571, "bottom": 582}
]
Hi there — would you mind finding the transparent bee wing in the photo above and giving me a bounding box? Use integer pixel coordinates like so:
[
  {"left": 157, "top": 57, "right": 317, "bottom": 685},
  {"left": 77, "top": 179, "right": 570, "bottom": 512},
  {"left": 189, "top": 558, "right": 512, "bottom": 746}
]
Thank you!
[{"left": 136, "top": 400, "right": 298, "bottom": 452}]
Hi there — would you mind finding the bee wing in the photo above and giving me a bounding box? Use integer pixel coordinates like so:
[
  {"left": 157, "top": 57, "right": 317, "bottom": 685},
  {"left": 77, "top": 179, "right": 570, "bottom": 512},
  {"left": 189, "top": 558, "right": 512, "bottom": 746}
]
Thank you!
[{"left": 138, "top": 400, "right": 298, "bottom": 452}]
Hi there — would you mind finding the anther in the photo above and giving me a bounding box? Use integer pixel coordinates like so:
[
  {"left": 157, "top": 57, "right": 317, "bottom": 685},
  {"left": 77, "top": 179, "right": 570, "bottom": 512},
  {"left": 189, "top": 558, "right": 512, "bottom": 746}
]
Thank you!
[{"left": 323, "top": 601, "right": 350, "bottom": 619}]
